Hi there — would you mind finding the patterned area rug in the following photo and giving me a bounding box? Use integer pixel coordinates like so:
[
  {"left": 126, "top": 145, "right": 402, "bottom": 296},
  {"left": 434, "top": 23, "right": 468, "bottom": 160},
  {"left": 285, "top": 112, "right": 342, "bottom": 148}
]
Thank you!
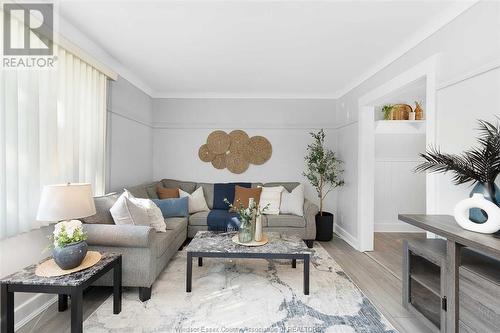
[{"left": 84, "top": 243, "right": 397, "bottom": 333}]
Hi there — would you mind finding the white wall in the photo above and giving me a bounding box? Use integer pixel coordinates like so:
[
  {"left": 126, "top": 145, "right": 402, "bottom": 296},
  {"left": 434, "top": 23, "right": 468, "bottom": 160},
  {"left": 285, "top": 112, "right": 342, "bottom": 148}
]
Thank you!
[
  {"left": 106, "top": 77, "right": 154, "bottom": 192},
  {"left": 152, "top": 98, "right": 338, "bottom": 213},
  {"left": 374, "top": 134, "right": 426, "bottom": 232},
  {"left": 335, "top": 1, "right": 500, "bottom": 248}
]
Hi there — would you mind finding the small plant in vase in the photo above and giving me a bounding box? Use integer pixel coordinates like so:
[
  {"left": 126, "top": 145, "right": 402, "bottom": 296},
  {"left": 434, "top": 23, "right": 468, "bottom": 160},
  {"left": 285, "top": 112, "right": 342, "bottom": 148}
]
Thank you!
[
  {"left": 224, "top": 198, "right": 269, "bottom": 243},
  {"left": 415, "top": 118, "right": 500, "bottom": 223},
  {"left": 381, "top": 104, "right": 394, "bottom": 120},
  {"left": 304, "top": 129, "right": 344, "bottom": 241},
  {"left": 50, "top": 220, "right": 88, "bottom": 270}
]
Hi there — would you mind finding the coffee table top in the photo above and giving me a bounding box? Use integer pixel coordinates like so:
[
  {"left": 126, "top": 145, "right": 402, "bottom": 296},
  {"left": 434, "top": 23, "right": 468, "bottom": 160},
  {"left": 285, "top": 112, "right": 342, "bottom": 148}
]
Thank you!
[
  {"left": 0, "top": 252, "right": 120, "bottom": 287},
  {"left": 186, "top": 231, "right": 311, "bottom": 255}
]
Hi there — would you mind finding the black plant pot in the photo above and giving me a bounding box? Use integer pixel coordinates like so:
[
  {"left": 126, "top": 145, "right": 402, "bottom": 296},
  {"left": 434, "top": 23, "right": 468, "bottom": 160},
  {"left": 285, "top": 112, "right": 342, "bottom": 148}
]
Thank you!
[{"left": 315, "top": 212, "right": 334, "bottom": 241}]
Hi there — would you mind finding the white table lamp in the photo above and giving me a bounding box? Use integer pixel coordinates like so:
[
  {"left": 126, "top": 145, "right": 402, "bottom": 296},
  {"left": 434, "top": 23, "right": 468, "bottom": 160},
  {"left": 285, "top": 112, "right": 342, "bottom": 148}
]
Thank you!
[{"left": 36, "top": 183, "right": 96, "bottom": 222}]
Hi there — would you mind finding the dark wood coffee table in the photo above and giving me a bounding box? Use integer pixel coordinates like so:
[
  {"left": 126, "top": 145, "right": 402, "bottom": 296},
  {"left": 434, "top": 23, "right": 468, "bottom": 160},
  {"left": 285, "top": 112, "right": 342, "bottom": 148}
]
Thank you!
[
  {"left": 186, "top": 232, "right": 311, "bottom": 295},
  {"left": 0, "top": 252, "right": 121, "bottom": 333}
]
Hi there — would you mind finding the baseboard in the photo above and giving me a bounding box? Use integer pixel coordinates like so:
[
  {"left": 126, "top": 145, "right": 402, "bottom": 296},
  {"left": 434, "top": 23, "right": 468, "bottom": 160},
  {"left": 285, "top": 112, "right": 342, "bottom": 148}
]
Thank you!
[
  {"left": 374, "top": 223, "right": 423, "bottom": 232},
  {"left": 12, "top": 294, "right": 57, "bottom": 331},
  {"left": 333, "top": 224, "right": 359, "bottom": 250}
]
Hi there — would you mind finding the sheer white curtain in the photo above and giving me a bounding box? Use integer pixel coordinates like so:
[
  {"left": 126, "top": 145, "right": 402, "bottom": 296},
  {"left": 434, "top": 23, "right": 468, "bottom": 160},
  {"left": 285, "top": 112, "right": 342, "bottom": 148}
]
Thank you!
[{"left": 0, "top": 18, "right": 107, "bottom": 239}]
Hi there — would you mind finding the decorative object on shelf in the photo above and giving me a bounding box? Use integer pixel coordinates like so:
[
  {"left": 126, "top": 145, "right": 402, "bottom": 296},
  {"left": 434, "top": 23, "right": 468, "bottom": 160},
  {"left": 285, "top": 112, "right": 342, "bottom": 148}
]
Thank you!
[
  {"left": 414, "top": 101, "right": 424, "bottom": 120},
  {"left": 224, "top": 197, "right": 269, "bottom": 244},
  {"left": 35, "top": 251, "right": 102, "bottom": 277},
  {"left": 304, "top": 129, "right": 344, "bottom": 241},
  {"left": 408, "top": 110, "right": 416, "bottom": 121},
  {"left": 416, "top": 118, "right": 500, "bottom": 223},
  {"left": 454, "top": 193, "right": 500, "bottom": 233},
  {"left": 36, "top": 183, "right": 96, "bottom": 270},
  {"left": 381, "top": 104, "right": 394, "bottom": 120},
  {"left": 199, "top": 130, "right": 273, "bottom": 173},
  {"left": 391, "top": 104, "right": 412, "bottom": 120}
]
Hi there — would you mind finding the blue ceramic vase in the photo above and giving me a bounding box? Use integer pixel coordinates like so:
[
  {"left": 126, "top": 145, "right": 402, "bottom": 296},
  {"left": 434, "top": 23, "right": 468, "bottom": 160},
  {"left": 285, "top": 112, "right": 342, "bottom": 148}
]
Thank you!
[
  {"left": 469, "top": 182, "right": 500, "bottom": 223},
  {"left": 53, "top": 241, "right": 88, "bottom": 270}
]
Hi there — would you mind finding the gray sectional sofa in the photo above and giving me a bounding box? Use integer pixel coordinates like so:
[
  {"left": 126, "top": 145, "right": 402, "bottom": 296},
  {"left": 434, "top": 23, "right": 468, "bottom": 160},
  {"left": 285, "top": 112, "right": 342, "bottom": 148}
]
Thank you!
[{"left": 82, "top": 179, "right": 319, "bottom": 301}]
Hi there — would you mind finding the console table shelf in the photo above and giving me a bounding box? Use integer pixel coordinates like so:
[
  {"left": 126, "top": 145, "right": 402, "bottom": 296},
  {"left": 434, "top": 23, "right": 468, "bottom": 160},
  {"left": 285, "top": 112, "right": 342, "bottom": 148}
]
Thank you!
[{"left": 399, "top": 214, "right": 500, "bottom": 333}]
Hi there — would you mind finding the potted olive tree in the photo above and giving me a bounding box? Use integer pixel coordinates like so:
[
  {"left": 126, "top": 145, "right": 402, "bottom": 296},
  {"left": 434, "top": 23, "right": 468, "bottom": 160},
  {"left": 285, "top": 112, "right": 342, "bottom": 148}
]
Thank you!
[{"left": 304, "top": 129, "right": 344, "bottom": 241}]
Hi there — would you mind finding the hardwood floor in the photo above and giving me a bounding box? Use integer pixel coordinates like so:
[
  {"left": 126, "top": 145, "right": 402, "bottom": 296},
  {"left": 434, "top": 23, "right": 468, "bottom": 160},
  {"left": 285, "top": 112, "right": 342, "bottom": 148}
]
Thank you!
[
  {"left": 322, "top": 233, "right": 433, "bottom": 333},
  {"left": 366, "top": 232, "right": 426, "bottom": 280},
  {"left": 19, "top": 233, "right": 431, "bottom": 333}
]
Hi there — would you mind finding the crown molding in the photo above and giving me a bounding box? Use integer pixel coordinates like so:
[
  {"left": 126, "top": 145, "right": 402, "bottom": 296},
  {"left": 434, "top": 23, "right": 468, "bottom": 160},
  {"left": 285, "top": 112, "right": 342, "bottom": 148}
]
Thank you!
[
  {"left": 60, "top": 1, "right": 477, "bottom": 100},
  {"left": 150, "top": 92, "right": 338, "bottom": 100},
  {"left": 333, "top": 0, "right": 478, "bottom": 99},
  {"left": 152, "top": 121, "right": 337, "bottom": 130}
]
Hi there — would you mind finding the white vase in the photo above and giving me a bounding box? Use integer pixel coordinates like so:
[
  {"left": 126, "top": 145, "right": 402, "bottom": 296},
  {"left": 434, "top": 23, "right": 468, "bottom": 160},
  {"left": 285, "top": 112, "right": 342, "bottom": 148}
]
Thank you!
[
  {"left": 408, "top": 112, "right": 416, "bottom": 121},
  {"left": 454, "top": 193, "right": 500, "bottom": 234},
  {"left": 254, "top": 215, "right": 263, "bottom": 241}
]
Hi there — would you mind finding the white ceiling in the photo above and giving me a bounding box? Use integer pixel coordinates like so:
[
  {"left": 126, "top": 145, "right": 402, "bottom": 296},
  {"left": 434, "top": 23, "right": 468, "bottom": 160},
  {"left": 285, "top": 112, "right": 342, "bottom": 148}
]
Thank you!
[{"left": 59, "top": 1, "right": 474, "bottom": 98}]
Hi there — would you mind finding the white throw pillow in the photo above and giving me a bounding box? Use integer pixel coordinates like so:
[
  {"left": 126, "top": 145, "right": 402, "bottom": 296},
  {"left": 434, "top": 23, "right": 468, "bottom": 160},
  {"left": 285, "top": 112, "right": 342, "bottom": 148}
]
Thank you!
[
  {"left": 259, "top": 186, "right": 284, "bottom": 215},
  {"left": 280, "top": 184, "right": 304, "bottom": 216},
  {"left": 179, "top": 187, "right": 209, "bottom": 214},
  {"left": 110, "top": 192, "right": 150, "bottom": 227},
  {"left": 123, "top": 190, "right": 166, "bottom": 232}
]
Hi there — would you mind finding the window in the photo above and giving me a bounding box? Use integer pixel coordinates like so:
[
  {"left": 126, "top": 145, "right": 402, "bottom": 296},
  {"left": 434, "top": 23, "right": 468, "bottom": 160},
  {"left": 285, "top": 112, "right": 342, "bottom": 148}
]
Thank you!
[{"left": 0, "top": 14, "right": 108, "bottom": 239}]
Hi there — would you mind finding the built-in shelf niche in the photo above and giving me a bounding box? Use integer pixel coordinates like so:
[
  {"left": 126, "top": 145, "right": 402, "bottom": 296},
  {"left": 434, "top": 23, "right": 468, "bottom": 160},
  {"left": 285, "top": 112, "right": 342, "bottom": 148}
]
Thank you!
[
  {"left": 372, "top": 76, "right": 427, "bottom": 232},
  {"left": 375, "top": 120, "right": 426, "bottom": 134}
]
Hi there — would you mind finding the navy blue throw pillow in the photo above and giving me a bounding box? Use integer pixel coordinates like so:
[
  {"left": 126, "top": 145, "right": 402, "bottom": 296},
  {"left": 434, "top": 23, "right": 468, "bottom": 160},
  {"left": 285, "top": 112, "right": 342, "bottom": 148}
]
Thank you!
[
  {"left": 152, "top": 197, "right": 189, "bottom": 218},
  {"left": 213, "top": 183, "right": 251, "bottom": 210}
]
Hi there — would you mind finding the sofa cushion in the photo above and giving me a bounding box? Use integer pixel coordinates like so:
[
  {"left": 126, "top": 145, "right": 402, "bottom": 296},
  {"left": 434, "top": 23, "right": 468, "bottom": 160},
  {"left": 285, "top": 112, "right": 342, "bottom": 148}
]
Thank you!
[
  {"left": 180, "top": 187, "right": 209, "bottom": 214},
  {"left": 165, "top": 217, "right": 188, "bottom": 234},
  {"left": 162, "top": 179, "right": 197, "bottom": 194},
  {"left": 280, "top": 184, "right": 304, "bottom": 217},
  {"left": 264, "top": 182, "right": 300, "bottom": 192},
  {"left": 189, "top": 211, "right": 209, "bottom": 226},
  {"left": 213, "top": 183, "right": 251, "bottom": 210},
  {"left": 153, "top": 217, "right": 187, "bottom": 258},
  {"left": 156, "top": 186, "right": 179, "bottom": 199},
  {"left": 145, "top": 181, "right": 160, "bottom": 199},
  {"left": 195, "top": 183, "right": 214, "bottom": 209},
  {"left": 259, "top": 186, "right": 284, "bottom": 215},
  {"left": 266, "top": 214, "right": 306, "bottom": 228},
  {"left": 126, "top": 184, "right": 149, "bottom": 199},
  {"left": 153, "top": 197, "right": 189, "bottom": 218},
  {"left": 81, "top": 193, "right": 119, "bottom": 224},
  {"left": 233, "top": 185, "right": 262, "bottom": 208},
  {"left": 110, "top": 193, "right": 150, "bottom": 226}
]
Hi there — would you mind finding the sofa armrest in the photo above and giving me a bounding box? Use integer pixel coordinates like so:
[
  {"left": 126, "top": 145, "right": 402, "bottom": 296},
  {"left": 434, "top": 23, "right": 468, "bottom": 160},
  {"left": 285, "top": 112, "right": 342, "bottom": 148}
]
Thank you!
[
  {"left": 83, "top": 224, "right": 155, "bottom": 248},
  {"left": 303, "top": 199, "right": 319, "bottom": 240}
]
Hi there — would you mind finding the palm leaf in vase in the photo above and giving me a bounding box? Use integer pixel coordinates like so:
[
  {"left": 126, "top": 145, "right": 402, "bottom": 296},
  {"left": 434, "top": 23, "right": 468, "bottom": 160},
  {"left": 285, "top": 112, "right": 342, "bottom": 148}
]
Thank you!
[{"left": 415, "top": 118, "right": 500, "bottom": 223}]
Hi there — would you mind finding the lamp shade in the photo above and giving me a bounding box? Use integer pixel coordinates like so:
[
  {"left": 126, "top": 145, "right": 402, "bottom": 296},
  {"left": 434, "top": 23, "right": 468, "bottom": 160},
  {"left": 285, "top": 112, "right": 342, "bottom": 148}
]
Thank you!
[{"left": 36, "top": 183, "right": 96, "bottom": 221}]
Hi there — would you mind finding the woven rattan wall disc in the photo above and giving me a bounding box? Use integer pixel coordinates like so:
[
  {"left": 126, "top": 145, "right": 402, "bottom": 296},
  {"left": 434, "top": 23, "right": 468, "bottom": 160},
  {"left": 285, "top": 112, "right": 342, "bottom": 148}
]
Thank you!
[
  {"left": 207, "top": 130, "right": 230, "bottom": 154},
  {"left": 226, "top": 152, "right": 249, "bottom": 174},
  {"left": 243, "top": 136, "right": 272, "bottom": 165},
  {"left": 198, "top": 144, "right": 215, "bottom": 162},
  {"left": 229, "top": 130, "right": 249, "bottom": 153},
  {"left": 211, "top": 154, "right": 227, "bottom": 169}
]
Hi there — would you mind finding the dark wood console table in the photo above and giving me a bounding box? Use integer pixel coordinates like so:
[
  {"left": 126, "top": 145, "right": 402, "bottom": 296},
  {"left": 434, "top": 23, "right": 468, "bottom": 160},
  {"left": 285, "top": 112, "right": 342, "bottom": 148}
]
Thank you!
[{"left": 399, "top": 214, "right": 500, "bottom": 333}]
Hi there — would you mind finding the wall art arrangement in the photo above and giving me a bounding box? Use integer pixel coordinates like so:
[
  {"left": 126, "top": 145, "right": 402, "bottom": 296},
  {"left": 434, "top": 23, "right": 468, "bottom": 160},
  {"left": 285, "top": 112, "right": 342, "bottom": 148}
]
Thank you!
[{"left": 198, "top": 130, "right": 272, "bottom": 174}]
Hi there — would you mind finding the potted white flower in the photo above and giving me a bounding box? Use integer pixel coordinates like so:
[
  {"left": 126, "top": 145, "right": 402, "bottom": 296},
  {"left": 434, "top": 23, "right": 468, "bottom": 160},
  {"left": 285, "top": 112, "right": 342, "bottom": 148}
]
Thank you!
[{"left": 51, "top": 220, "right": 88, "bottom": 270}]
